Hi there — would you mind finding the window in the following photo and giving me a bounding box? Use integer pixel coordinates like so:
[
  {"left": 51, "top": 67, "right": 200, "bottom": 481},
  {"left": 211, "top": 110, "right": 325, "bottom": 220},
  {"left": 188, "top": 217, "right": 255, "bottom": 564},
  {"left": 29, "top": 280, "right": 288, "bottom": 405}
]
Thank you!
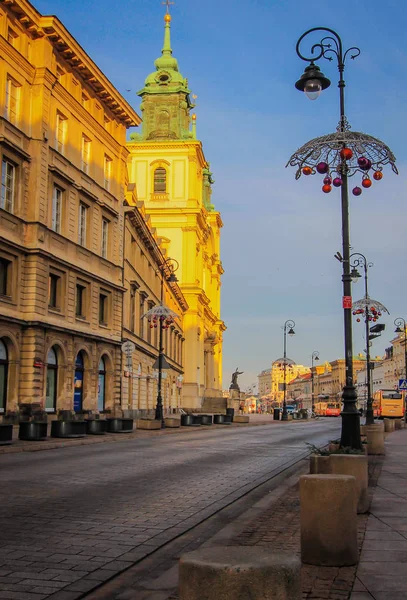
[
  {"left": 76, "top": 283, "right": 86, "bottom": 318},
  {"left": 104, "top": 155, "right": 112, "bottom": 191},
  {"left": 130, "top": 286, "right": 136, "bottom": 333},
  {"left": 154, "top": 167, "right": 166, "bottom": 193},
  {"left": 45, "top": 347, "right": 58, "bottom": 412},
  {"left": 99, "top": 293, "right": 108, "bottom": 325},
  {"left": 48, "top": 273, "right": 60, "bottom": 309},
  {"left": 5, "top": 77, "right": 20, "bottom": 125},
  {"left": 55, "top": 112, "right": 67, "bottom": 154},
  {"left": 139, "top": 294, "right": 145, "bottom": 338},
  {"left": 1, "top": 159, "right": 15, "bottom": 213},
  {"left": 81, "top": 134, "right": 91, "bottom": 174},
  {"left": 0, "top": 258, "right": 11, "bottom": 296},
  {"left": 51, "top": 186, "right": 63, "bottom": 233},
  {"left": 7, "top": 28, "right": 18, "bottom": 48},
  {"left": 101, "top": 218, "right": 109, "bottom": 259},
  {"left": 78, "top": 202, "right": 88, "bottom": 246}
]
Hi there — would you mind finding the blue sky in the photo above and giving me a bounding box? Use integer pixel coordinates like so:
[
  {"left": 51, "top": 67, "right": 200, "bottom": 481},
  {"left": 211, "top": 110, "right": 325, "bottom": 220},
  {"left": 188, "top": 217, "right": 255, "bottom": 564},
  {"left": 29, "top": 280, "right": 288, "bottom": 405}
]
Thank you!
[{"left": 35, "top": 0, "right": 407, "bottom": 391}]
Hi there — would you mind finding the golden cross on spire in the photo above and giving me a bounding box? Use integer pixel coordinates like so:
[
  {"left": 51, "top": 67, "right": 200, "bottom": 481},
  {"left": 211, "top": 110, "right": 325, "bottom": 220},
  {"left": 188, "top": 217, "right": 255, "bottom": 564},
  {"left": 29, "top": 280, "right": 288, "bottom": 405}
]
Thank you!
[{"left": 162, "top": 0, "right": 174, "bottom": 13}]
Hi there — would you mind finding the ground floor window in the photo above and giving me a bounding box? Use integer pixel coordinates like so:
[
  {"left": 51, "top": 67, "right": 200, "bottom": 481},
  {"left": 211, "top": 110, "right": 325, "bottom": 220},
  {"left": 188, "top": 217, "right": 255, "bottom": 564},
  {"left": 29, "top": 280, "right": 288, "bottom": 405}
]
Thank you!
[
  {"left": 0, "top": 339, "right": 8, "bottom": 413},
  {"left": 97, "top": 357, "right": 106, "bottom": 411},
  {"left": 74, "top": 351, "right": 84, "bottom": 412},
  {"left": 46, "top": 347, "right": 58, "bottom": 412}
]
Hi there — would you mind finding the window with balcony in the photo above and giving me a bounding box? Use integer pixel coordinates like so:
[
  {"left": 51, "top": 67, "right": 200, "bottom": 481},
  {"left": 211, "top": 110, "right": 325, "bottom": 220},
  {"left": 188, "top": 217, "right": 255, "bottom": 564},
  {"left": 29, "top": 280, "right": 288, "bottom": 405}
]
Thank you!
[
  {"left": 5, "top": 76, "right": 20, "bottom": 126},
  {"left": 51, "top": 186, "right": 63, "bottom": 233},
  {"left": 55, "top": 112, "right": 67, "bottom": 154},
  {"left": 81, "top": 134, "right": 91, "bottom": 174},
  {"left": 1, "top": 159, "right": 16, "bottom": 213},
  {"left": 78, "top": 202, "right": 88, "bottom": 247}
]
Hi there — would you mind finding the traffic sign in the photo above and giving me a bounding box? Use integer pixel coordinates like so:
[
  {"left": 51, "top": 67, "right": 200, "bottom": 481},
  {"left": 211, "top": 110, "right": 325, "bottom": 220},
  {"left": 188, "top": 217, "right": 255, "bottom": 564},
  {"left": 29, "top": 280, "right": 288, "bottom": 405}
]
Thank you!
[
  {"left": 398, "top": 379, "right": 407, "bottom": 390},
  {"left": 121, "top": 340, "right": 136, "bottom": 355}
]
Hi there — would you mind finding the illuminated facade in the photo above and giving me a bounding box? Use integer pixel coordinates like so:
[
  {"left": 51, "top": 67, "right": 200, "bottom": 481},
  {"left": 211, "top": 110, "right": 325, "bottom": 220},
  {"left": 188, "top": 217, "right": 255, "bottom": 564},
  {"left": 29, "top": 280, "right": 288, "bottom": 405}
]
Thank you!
[
  {"left": 0, "top": 0, "right": 185, "bottom": 416},
  {"left": 127, "top": 10, "right": 225, "bottom": 409}
]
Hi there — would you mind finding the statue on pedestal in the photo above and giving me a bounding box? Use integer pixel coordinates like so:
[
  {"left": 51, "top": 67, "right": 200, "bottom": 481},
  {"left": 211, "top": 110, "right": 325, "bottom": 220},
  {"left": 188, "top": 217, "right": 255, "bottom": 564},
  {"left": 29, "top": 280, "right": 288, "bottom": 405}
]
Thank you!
[{"left": 229, "top": 368, "right": 243, "bottom": 391}]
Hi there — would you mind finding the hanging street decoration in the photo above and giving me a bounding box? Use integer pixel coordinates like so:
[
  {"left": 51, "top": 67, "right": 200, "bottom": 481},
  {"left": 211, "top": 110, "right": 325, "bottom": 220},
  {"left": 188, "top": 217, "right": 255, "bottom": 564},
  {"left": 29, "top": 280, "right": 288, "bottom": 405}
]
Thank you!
[
  {"left": 286, "top": 119, "right": 398, "bottom": 196},
  {"left": 142, "top": 305, "right": 180, "bottom": 330},
  {"left": 352, "top": 295, "right": 389, "bottom": 324}
]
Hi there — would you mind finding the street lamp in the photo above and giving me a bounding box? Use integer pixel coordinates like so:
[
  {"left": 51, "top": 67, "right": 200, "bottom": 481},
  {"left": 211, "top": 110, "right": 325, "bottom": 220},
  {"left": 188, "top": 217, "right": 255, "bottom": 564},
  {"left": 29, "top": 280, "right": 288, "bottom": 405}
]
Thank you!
[
  {"left": 143, "top": 258, "right": 179, "bottom": 428},
  {"left": 287, "top": 27, "right": 397, "bottom": 449},
  {"left": 282, "top": 320, "right": 295, "bottom": 422},
  {"left": 350, "top": 253, "right": 389, "bottom": 425},
  {"left": 394, "top": 318, "right": 407, "bottom": 422},
  {"left": 311, "top": 351, "right": 319, "bottom": 414}
]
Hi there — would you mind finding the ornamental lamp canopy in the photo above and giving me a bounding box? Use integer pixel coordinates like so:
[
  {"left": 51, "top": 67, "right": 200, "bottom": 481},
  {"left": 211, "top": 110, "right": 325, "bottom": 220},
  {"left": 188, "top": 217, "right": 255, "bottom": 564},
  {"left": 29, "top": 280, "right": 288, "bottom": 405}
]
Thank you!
[{"left": 295, "top": 61, "right": 331, "bottom": 100}]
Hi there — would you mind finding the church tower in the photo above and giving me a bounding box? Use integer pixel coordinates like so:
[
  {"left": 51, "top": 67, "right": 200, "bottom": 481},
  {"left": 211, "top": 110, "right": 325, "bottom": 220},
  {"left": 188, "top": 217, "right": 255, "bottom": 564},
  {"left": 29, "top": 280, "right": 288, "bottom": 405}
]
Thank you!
[{"left": 127, "top": 6, "right": 225, "bottom": 409}]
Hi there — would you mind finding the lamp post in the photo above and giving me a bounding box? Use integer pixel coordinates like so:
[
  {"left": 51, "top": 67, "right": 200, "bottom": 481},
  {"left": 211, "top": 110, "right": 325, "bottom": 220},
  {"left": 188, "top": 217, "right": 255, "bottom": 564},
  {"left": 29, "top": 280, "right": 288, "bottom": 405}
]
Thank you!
[
  {"left": 287, "top": 27, "right": 397, "bottom": 449},
  {"left": 282, "top": 320, "right": 296, "bottom": 421},
  {"left": 143, "top": 258, "right": 179, "bottom": 428},
  {"left": 394, "top": 318, "right": 407, "bottom": 422},
  {"left": 311, "top": 351, "right": 319, "bottom": 415}
]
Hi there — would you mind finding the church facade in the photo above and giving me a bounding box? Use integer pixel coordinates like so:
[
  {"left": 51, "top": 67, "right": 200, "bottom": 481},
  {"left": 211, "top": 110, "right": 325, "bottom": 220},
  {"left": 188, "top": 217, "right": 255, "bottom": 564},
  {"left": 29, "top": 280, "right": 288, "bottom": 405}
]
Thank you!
[{"left": 127, "top": 10, "right": 225, "bottom": 409}]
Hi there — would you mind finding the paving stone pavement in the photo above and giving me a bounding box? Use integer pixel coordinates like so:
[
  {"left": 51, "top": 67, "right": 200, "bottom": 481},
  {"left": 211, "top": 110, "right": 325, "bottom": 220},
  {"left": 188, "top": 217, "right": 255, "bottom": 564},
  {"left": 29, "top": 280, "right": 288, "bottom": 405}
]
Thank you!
[{"left": 0, "top": 419, "right": 340, "bottom": 599}]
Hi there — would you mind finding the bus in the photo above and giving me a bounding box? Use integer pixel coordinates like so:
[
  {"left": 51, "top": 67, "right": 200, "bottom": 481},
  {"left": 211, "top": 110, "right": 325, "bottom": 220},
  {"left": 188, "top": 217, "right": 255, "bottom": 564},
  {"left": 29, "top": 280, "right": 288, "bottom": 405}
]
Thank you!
[
  {"left": 325, "top": 402, "right": 341, "bottom": 417},
  {"left": 372, "top": 389, "right": 405, "bottom": 419}
]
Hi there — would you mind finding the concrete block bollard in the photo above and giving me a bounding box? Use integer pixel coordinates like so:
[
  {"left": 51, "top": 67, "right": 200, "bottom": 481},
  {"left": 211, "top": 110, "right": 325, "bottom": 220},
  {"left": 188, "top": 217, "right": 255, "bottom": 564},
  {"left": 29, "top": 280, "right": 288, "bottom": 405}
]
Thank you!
[
  {"left": 365, "top": 424, "right": 385, "bottom": 455},
  {"left": 384, "top": 418, "right": 395, "bottom": 433},
  {"left": 300, "top": 474, "right": 358, "bottom": 566},
  {"left": 395, "top": 419, "right": 404, "bottom": 430},
  {"left": 309, "top": 454, "right": 330, "bottom": 474},
  {"left": 179, "top": 546, "right": 301, "bottom": 600},
  {"left": 330, "top": 454, "right": 369, "bottom": 513}
]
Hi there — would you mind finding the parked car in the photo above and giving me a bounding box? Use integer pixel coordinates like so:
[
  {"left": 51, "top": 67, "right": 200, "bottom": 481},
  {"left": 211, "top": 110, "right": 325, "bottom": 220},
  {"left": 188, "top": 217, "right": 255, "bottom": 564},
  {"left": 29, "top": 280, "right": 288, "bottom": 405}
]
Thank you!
[{"left": 286, "top": 405, "right": 296, "bottom": 414}]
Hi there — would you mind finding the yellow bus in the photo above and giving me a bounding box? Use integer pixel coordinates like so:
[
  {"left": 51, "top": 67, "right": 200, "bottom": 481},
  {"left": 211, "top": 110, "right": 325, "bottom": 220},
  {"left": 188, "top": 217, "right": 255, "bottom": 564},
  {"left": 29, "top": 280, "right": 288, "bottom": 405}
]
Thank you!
[{"left": 373, "top": 389, "right": 405, "bottom": 419}]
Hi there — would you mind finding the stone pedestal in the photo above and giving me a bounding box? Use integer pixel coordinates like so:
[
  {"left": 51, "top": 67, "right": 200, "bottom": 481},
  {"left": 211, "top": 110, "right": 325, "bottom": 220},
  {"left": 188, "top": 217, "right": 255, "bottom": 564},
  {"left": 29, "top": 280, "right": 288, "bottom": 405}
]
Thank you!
[
  {"left": 330, "top": 454, "right": 369, "bottom": 513},
  {"left": 300, "top": 474, "right": 358, "bottom": 566},
  {"left": 136, "top": 419, "right": 161, "bottom": 430},
  {"left": 395, "top": 419, "right": 404, "bottom": 430},
  {"left": 179, "top": 546, "right": 301, "bottom": 600},
  {"left": 309, "top": 454, "right": 330, "bottom": 474},
  {"left": 365, "top": 424, "right": 385, "bottom": 455},
  {"left": 384, "top": 418, "right": 395, "bottom": 433},
  {"left": 227, "top": 388, "right": 243, "bottom": 412}
]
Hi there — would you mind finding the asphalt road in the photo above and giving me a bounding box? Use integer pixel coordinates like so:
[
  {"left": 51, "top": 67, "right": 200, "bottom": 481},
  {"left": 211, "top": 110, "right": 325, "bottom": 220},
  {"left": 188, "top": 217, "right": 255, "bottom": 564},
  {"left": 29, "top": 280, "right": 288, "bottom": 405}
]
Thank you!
[{"left": 0, "top": 419, "right": 340, "bottom": 600}]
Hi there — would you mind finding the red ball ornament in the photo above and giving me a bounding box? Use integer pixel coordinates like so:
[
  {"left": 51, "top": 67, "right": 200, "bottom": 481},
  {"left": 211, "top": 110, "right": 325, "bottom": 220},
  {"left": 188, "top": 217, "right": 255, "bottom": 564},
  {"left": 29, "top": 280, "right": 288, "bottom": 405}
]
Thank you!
[
  {"left": 357, "top": 157, "right": 372, "bottom": 171},
  {"left": 322, "top": 184, "right": 332, "bottom": 193},
  {"left": 362, "top": 178, "right": 372, "bottom": 188},
  {"left": 373, "top": 171, "right": 383, "bottom": 181},
  {"left": 352, "top": 186, "right": 362, "bottom": 196},
  {"left": 316, "top": 162, "right": 329, "bottom": 174},
  {"left": 302, "top": 166, "right": 313, "bottom": 176},
  {"left": 340, "top": 147, "right": 353, "bottom": 160},
  {"left": 356, "top": 318, "right": 361, "bottom": 322},
  {"left": 333, "top": 177, "right": 343, "bottom": 187}
]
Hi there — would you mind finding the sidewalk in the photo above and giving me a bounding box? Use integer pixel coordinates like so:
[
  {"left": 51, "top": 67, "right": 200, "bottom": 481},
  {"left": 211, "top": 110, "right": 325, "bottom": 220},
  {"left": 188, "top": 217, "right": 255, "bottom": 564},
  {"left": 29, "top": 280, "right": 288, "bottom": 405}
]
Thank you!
[
  {"left": 0, "top": 414, "right": 292, "bottom": 455},
  {"left": 199, "top": 428, "right": 406, "bottom": 600}
]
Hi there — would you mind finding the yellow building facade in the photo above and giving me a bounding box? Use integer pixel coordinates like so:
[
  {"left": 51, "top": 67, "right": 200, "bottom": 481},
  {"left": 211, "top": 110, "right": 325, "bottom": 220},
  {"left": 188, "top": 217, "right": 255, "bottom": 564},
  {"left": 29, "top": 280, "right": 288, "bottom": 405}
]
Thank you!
[
  {"left": 127, "top": 11, "right": 225, "bottom": 409},
  {"left": 0, "top": 0, "right": 186, "bottom": 417}
]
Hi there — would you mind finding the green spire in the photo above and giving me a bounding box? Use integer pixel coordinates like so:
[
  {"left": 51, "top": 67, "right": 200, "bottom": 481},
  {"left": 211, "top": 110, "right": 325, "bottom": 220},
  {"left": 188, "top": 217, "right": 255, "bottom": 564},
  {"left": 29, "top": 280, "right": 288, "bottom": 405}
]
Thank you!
[{"left": 154, "top": 13, "right": 178, "bottom": 72}]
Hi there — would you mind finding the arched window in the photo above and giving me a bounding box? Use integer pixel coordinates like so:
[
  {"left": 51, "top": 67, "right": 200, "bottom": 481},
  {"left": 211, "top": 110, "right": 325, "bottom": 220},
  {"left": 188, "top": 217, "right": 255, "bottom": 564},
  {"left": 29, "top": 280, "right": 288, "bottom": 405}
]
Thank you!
[
  {"left": 46, "top": 346, "right": 58, "bottom": 412},
  {"left": 98, "top": 357, "right": 106, "bottom": 412},
  {"left": 154, "top": 168, "right": 166, "bottom": 193},
  {"left": 0, "top": 339, "right": 8, "bottom": 413},
  {"left": 74, "top": 351, "right": 85, "bottom": 412}
]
